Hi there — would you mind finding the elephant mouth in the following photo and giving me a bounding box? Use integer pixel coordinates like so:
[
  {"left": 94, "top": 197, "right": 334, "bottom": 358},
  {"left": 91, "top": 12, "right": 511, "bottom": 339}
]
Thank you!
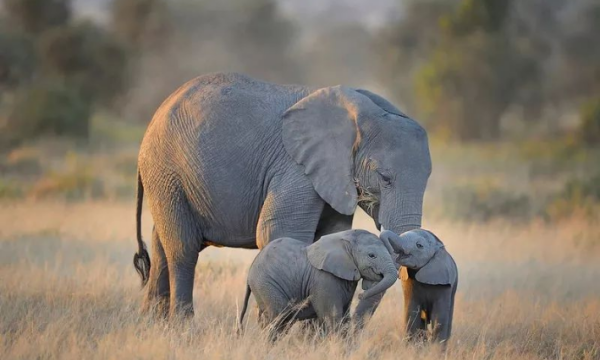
[
  {"left": 369, "top": 267, "right": 384, "bottom": 281},
  {"left": 396, "top": 251, "right": 410, "bottom": 261}
]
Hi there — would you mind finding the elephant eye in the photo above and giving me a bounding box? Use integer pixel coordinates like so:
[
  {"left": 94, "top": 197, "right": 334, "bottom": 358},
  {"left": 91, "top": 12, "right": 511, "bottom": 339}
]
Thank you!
[
  {"left": 416, "top": 243, "right": 423, "bottom": 249},
  {"left": 377, "top": 170, "right": 392, "bottom": 186},
  {"left": 368, "top": 253, "right": 377, "bottom": 259}
]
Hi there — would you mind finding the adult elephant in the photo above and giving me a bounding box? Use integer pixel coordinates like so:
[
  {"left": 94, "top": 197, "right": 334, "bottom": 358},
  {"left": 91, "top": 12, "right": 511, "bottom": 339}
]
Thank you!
[{"left": 133, "top": 72, "right": 432, "bottom": 320}]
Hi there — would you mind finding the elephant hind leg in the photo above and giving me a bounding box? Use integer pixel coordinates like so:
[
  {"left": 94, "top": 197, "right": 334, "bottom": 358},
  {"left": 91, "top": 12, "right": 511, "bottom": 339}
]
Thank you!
[
  {"left": 167, "top": 250, "right": 199, "bottom": 321},
  {"left": 153, "top": 192, "right": 203, "bottom": 321},
  {"left": 257, "top": 294, "right": 296, "bottom": 342},
  {"left": 142, "top": 227, "right": 170, "bottom": 319}
]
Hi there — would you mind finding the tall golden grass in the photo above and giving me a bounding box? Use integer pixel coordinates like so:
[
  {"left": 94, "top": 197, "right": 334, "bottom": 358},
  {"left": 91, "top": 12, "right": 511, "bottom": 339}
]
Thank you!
[{"left": 0, "top": 202, "right": 598, "bottom": 359}]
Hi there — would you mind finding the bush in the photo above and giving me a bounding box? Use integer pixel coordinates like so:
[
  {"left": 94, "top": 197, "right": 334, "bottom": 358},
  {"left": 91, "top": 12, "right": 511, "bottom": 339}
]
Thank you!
[
  {"left": 29, "top": 171, "right": 104, "bottom": 199},
  {"left": 5, "top": 80, "right": 91, "bottom": 144},
  {"left": 442, "top": 182, "right": 531, "bottom": 221},
  {"left": 0, "top": 30, "right": 36, "bottom": 89},
  {"left": 3, "top": 146, "right": 42, "bottom": 176},
  {"left": 0, "top": 179, "right": 25, "bottom": 199},
  {"left": 543, "top": 174, "right": 600, "bottom": 220},
  {"left": 579, "top": 97, "right": 600, "bottom": 146},
  {"left": 28, "top": 153, "right": 104, "bottom": 199}
]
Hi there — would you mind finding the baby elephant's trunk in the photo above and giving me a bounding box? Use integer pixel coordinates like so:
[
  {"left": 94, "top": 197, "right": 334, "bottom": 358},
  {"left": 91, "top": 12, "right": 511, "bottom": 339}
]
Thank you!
[{"left": 360, "top": 262, "right": 398, "bottom": 300}]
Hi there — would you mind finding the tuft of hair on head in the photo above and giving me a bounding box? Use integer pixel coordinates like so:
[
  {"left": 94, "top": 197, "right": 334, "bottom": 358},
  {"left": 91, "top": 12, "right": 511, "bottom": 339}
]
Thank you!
[{"left": 355, "top": 178, "right": 379, "bottom": 215}]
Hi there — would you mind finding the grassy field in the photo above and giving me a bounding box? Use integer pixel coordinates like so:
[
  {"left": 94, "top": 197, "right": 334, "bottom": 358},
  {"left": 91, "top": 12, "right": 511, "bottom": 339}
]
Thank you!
[
  {"left": 1, "top": 127, "right": 599, "bottom": 359},
  {"left": 0, "top": 200, "right": 599, "bottom": 360}
]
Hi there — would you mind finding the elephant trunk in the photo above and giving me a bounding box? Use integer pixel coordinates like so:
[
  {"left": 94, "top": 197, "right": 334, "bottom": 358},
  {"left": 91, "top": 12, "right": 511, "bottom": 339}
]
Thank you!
[
  {"left": 380, "top": 230, "right": 404, "bottom": 254},
  {"left": 394, "top": 223, "right": 421, "bottom": 235},
  {"left": 380, "top": 191, "right": 424, "bottom": 236},
  {"left": 386, "top": 214, "right": 422, "bottom": 236},
  {"left": 379, "top": 231, "right": 400, "bottom": 270},
  {"left": 360, "top": 262, "right": 398, "bottom": 300}
]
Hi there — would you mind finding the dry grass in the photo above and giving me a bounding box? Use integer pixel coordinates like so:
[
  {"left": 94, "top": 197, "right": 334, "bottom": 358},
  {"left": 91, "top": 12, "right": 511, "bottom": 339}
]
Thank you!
[{"left": 0, "top": 201, "right": 599, "bottom": 360}]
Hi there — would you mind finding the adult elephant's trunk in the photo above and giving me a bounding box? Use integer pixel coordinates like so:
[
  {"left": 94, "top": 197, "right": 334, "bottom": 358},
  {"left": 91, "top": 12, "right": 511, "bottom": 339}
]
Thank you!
[
  {"left": 380, "top": 191, "right": 424, "bottom": 236},
  {"left": 360, "top": 262, "right": 398, "bottom": 300}
]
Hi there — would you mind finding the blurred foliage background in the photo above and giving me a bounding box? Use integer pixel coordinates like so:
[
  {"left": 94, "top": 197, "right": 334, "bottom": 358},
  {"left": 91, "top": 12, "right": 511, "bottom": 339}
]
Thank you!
[{"left": 0, "top": 0, "right": 598, "bottom": 223}]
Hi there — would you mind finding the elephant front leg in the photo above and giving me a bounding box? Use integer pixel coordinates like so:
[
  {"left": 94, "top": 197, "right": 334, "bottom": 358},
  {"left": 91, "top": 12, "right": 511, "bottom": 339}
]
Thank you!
[
  {"left": 256, "top": 176, "right": 324, "bottom": 248},
  {"left": 314, "top": 203, "right": 353, "bottom": 240},
  {"left": 313, "top": 299, "right": 347, "bottom": 336},
  {"left": 430, "top": 292, "right": 453, "bottom": 345},
  {"left": 353, "top": 290, "right": 386, "bottom": 330},
  {"left": 404, "top": 303, "right": 427, "bottom": 341},
  {"left": 403, "top": 281, "right": 426, "bottom": 341},
  {"left": 405, "top": 301, "right": 427, "bottom": 342}
]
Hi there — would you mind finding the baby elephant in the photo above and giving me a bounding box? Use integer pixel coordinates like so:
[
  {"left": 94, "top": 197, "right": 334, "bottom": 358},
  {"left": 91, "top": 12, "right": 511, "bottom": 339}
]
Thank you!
[
  {"left": 238, "top": 229, "right": 398, "bottom": 339},
  {"left": 381, "top": 229, "right": 458, "bottom": 344}
]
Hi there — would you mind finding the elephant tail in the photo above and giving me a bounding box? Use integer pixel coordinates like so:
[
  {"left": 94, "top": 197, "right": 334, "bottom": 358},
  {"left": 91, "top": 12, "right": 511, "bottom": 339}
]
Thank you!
[
  {"left": 133, "top": 169, "right": 150, "bottom": 287},
  {"left": 237, "top": 284, "right": 252, "bottom": 335}
]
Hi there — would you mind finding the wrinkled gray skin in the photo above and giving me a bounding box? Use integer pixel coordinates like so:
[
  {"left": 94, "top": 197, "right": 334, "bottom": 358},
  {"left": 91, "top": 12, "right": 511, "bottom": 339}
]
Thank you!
[
  {"left": 238, "top": 230, "right": 398, "bottom": 339},
  {"left": 381, "top": 229, "right": 458, "bottom": 344},
  {"left": 133, "top": 72, "right": 432, "bottom": 320}
]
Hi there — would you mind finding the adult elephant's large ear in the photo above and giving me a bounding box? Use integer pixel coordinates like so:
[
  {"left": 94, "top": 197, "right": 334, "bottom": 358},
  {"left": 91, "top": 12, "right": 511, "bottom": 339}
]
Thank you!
[
  {"left": 283, "top": 86, "right": 378, "bottom": 215},
  {"left": 355, "top": 89, "right": 409, "bottom": 118},
  {"left": 415, "top": 248, "right": 457, "bottom": 285},
  {"left": 307, "top": 234, "right": 360, "bottom": 281}
]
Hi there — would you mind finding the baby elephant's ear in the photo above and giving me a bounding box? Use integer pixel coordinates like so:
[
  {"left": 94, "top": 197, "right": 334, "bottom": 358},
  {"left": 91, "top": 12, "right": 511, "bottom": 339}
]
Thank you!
[
  {"left": 415, "top": 248, "right": 457, "bottom": 285},
  {"left": 307, "top": 235, "right": 360, "bottom": 281}
]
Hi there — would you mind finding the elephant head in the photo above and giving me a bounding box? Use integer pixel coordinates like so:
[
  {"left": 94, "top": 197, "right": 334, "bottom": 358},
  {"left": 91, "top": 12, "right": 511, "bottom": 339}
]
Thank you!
[
  {"left": 307, "top": 229, "right": 398, "bottom": 300},
  {"left": 380, "top": 229, "right": 457, "bottom": 285},
  {"left": 282, "top": 87, "right": 432, "bottom": 236}
]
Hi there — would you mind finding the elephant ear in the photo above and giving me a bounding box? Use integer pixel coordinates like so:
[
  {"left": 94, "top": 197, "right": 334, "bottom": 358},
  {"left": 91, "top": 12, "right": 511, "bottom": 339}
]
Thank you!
[
  {"left": 307, "top": 234, "right": 360, "bottom": 281},
  {"left": 355, "top": 89, "right": 409, "bottom": 118},
  {"left": 282, "top": 86, "right": 379, "bottom": 215},
  {"left": 415, "top": 248, "right": 457, "bottom": 285}
]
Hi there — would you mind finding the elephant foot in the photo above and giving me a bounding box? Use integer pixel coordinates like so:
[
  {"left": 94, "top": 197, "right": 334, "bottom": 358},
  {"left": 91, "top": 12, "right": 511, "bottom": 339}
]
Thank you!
[
  {"left": 405, "top": 329, "right": 429, "bottom": 345},
  {"left": 141, "top": 295, "right": 170, "bottom": 321},
  {"left": 169, "top": 305, "right": 195, "bottom": 323}
]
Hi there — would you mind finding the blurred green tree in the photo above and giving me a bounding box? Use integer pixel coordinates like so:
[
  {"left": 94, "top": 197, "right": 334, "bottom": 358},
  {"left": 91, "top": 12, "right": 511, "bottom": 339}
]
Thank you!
[
  {"left": 0, "top": 29, "right": 36, "bottom": 90},
  {"left": 379, "top": 0, "right": 557, "bottom": 141},
  {"left": 2, "top": 0, "right": 71, "bottom": 35},
  {"left": 110, "top": 0, "right": 171, "bottom": 53},
  {"left": 445, "top": 0, "right": 510, "bottom": 34},
  {"left": 0, "top": 0, "right": 129, "bottom": 145},
  {"left": 377, "top": 0, "right": 456, "bottom": 114},
  {"left": 232, "top": 0, "right": 301, "bottom": 82},
  {"left": 38, "top": 22, "right": 129, "bottom": 106},
  {"left": 555, "top": 2, "right": 600, "bottom": 102},
  {"left": 414, "top": 0, "right": 541, "bottom": 141},
  {"left": 119, "top": 0, "right": 302, "bottom": 123}
]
